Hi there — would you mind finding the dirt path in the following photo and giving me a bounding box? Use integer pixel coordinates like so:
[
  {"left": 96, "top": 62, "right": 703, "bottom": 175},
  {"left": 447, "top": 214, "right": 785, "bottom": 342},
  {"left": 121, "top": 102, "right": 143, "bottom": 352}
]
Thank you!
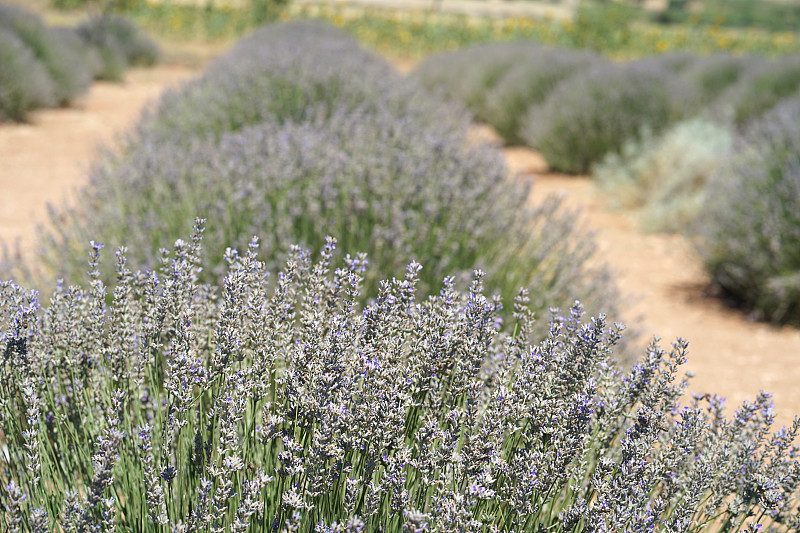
[
  {"left": 504, "top": 145, "right": 800, "bottom": 427},
  {"left": 0, "top": 65, "right": 198, "bottom": 257},
  {"left": 1, "top": 58, "right": 799, "bottom": 428}
]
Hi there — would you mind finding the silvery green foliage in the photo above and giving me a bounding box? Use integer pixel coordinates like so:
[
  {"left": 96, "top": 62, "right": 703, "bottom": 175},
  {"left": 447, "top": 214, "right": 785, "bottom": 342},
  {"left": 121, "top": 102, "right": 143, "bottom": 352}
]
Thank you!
[
  {"left": 696, "top": 99, "right": 800, "bottom": 324},
  {"left": 2, "top": 227, "right": 800, "bottom": 532},
  {"left": 635, "top": 52, "right": 698, "bottom": 74},
  {"left": 481, "top": 46, "right": 599, "bottom": 145},
  {"left": 0, "top": 27, "right": 56, "bottom": 121},
  {"left": 0, "top": 5, "right": 155, "bottom": 120},
  {"left": 521, "top": 61, "right": 686, "bottom": 174},
  {"left": 0, "top": 3, "right": 92, "bottom": 106},
  {"left": 50, "top": 25, "right": 106, "bottom": 84},
  {"left": 24, "top": 21, "right": 620, "bottom": 334},
  {"left": 595, "top": 118, "right": 733, "bottom": 233}
]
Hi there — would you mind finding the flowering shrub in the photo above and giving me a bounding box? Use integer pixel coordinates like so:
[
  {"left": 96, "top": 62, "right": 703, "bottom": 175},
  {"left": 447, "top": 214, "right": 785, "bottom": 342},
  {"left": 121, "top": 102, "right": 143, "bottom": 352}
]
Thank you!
[
  {"left": 0, "top": 27, "right": 56, "bottom": 121},
  {"left": 635, "top": 52, "right": 698, "bottom": 73},
  {"left": 696, "top": 99, "right": 800, "bottom": 324},
  {"left": 22, "top": 21, "right": 619, "bottom": 333},
  {"left": 0, "top": 5, "right": 158, "bottom": 120},
  {"left": 595, "top": 118, "right": 733, "bottom": 233},
  {"left": 76, "top": 14, "right": 160, "bottom": 82},
  {"left": 2, "top": 227, "right": 800, "bottom": 532},
  {"left": 679, "top": 53, "right": 757, "bottom": 112},
  {"left": 411, "top": 43, "right": 601, "bottom": 145},
  {"left": 482, "top": 47, "right": 599, "bottom": 145},
  {"left": 521, "top": 62, "right": 684, "bottom": 174},
  {"left": 0, "top": 4, "right": 91, "bottom": 107},
  {"left": 410, "top": 42, "right": 540, "bottom": 124}
]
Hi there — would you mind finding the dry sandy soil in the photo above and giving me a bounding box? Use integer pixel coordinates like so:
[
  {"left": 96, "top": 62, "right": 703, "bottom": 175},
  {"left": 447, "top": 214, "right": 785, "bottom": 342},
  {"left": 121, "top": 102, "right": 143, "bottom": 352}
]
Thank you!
[
  {"left": 0, "top": 64, "right": 198, "bottom": 256},
  {"left": 1, "top": 57, "right": 799, "bottom": 426}
]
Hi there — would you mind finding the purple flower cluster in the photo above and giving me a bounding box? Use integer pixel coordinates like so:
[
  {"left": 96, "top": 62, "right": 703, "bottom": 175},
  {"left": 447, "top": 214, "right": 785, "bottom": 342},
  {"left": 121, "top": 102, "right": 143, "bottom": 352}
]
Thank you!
[{"left": 1, "top": 227, "right": 800, "bottom": 531}]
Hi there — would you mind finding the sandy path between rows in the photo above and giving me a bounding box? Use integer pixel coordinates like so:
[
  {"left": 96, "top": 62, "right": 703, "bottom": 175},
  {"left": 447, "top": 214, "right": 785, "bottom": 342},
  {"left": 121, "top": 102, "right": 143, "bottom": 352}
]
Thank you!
[
  {"left": 0, "top": 65, "right": 198, "bottom": 256},
  {"left": 1, "top": 63, "right": 799, "bottom": 426}
]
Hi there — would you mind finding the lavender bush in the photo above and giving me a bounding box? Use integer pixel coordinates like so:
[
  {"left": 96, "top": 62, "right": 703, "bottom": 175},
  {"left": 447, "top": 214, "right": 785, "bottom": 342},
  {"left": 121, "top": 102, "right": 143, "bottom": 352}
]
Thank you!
[
  {"left": 76, "top": 14, "right": 160, "bottom": 82},
  {"left": 2, "top": 226, "right": 800, "bottom": 532},
  {"left": 410, "top": 42, "right": 538, "bottom": 125},
  {"left": 521, "top": 62, "right": 685, "bottom": 174},
  {"left": 0, "top": 5, "right": 157, "bottom": 120},
  {"left": 0, "top": 27, "right": 56, "bottom": 122},
  {"left": 30, "top": 106, "right": 614, "bottom": 333},
  {"left": 0, "top": 4, "right": 92, "bottom": 107},
  {"left": 679, "top": 53, "right": 757, "bottom": 112},
  {"left": 714, "top": 55, "right": 800, "bottom": 128},
  {"left": 137, "top": 20, "right": 460, "bottom": 147},
  {"left": 19, "top": 21, "right": 619, "bottom": 334},
  {"left": 634, "top": 52, "right": 698, "bottom": 74},
  {"left": 482, "top": 47, "right": 599, "bottom": 145},
  {"left": 696, "top": 98, "right": 800, "bottom": 324}
]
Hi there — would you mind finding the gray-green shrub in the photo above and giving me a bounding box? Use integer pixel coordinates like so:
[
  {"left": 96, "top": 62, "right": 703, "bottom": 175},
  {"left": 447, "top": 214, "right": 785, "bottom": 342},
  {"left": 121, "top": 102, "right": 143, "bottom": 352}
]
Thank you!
[
  {"left": 139, "top": 20, "right": 463, "bottom": 146},
  {"left": 76, "top": 14, "right": 160, "bottom": 82},
  {"left": 482, "top": 47, "right": 600, "bottom": 145},
  {"left": 696, "top": 98, "right": 800, "bottom": 324},
  {"left": 714, "top": 55, "right": 800, "bottom": 128},
  {"left": 680, "top": 53, "right": 756, "bottom": 112},
  {"left": 2, "top": 228, "right": 800, "bottom": 532},
  {"left": 51, "top": 26, "right": 105, "bottom": 81},
  {"left": 0, "top": 6, "right": 157, "bottom": 120},
  {"left": 595, "top": 118, "right": 733, "bottom": 233},
  {"left": 0, "top": 4, "right": 92, "bottom": 106},
  {"left": 0, "top": 27, "right": 56, "bottom": 121},
  {"left": 32, "top": 105, "right": 615, "bottom": 332},
  {"left": 521, "top": 62, "right": 683, "bottom": 174},
  {"left": 634, "top": 51, "right": 698, "bottom": 73},
  {"left": 410, "top": 42, "right": 542, "bottom": 124}
]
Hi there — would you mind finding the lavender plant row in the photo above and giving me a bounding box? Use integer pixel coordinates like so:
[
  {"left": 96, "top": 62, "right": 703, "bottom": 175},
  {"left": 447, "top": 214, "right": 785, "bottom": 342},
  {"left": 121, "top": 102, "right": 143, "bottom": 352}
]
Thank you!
[
  {"left": 136, "top": 20, "right": 465, "bottom": 146},
  {"left": 2, "top": 225, "right": 800, "bottom": 532},
  {"left": 20, "top": 21, "right": 620, "bottom": 334},
  {"left": 410, "top": 42, "right": 604, "bottom": 149},
  {"left": 520, "top": 61, "right": 684, "bottom": 175},
  {"left": 76, "top": 14, "right": 160, "bottom": 82},
  {"left": 412, "top": 42, "right": 800, "bottom": 173},
  {"left": 0, "top": 5, "right": 158, "bottom": 121}
]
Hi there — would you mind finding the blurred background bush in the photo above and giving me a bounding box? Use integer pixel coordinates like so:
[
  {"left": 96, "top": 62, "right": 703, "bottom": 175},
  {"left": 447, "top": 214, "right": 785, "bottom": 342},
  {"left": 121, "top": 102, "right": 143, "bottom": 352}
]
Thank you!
[
  {"left": 0, "top": 3, "right": 158, "bottom": 120},
  {"left": 696, "top": 99, "right": 800, "bottom": 325}
]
